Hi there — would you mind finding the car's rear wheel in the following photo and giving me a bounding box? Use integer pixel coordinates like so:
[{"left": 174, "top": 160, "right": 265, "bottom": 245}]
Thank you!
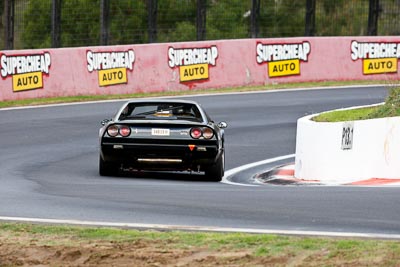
[
  {"left": 99, "top": 156, "right": 119, "bottom": 176},
  {"left": 205, "top": 151, "right": 224, "bottom": 182}
]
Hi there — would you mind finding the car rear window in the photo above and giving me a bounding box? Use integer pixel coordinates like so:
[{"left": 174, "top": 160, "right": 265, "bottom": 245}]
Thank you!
[{"left": 119, "top": 103, "right": 203, "bottom": 122}]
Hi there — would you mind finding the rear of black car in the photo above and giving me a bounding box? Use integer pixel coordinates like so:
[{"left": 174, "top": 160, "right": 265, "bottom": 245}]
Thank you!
[{"left": 100, "top": 121, "right": 223, "bottom": 174}]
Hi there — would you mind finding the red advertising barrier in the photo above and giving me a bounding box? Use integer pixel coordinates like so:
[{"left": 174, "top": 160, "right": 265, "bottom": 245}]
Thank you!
[{"left": 1, "top": 37, "right": 399, "bottom": 101}]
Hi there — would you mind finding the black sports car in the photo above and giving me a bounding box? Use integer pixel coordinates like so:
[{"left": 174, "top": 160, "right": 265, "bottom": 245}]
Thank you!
[{"left": 99, "top": 99, "right": 227, "bottom": 181}]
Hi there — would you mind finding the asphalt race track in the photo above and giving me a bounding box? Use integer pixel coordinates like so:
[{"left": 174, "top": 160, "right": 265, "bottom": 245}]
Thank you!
[{"left": 2, "top": 86, "right": 400, "bottom": 237}]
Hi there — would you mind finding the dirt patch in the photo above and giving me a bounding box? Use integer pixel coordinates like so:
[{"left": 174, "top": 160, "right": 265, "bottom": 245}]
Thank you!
[{"left": 0, "top": 232, "right": 271, "bottom": 267}]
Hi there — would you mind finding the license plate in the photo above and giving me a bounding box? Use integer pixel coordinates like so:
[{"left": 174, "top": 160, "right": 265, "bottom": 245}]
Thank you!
[{"left": 151, "top": 128, "right": 170, "bottom": 136}]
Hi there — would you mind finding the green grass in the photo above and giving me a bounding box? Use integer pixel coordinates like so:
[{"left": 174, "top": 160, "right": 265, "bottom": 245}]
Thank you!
[
  {"left": 312, "top": 106, "right": 380, "bottom": 122},
  {"left": 313, "top": 85, "right": 400, "bottom": 122},
  {"left": 1, "top": 222, "right": 400, "bottom": 265},
  {"left": 0, "top": 80, "right": 389, "bottom": 109}
]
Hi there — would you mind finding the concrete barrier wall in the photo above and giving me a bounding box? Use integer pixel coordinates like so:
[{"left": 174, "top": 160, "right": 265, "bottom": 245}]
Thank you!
[
  {"left": 295, "top": 106, "right": 400, "bottom": 184},
  {"left": 1, "top": 36, "right": 400, "bottom": 101}
]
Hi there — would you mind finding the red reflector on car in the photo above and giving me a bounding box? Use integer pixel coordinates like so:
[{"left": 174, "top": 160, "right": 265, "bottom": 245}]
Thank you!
[
  {"left": 188, "top": 144, "right": 196, "bottom": 151},
  {"left": 119, "top": 126, "right": 131, "bottom": 137},
  {"left": 190, "top": 127, "right": 202, "bottom": 139}
]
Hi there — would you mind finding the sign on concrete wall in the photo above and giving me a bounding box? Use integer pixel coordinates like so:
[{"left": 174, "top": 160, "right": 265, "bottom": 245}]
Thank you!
[{"left": 341, "top": 122, "right": 354, "bottom": 150}]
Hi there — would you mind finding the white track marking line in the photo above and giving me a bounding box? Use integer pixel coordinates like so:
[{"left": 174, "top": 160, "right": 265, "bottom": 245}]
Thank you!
[
  {"left": 0, "top": 216, "right": 399, "bottom": 239},
  {"left": 0, "top": 84, "right": 386, "bottom": 111},
  {"left": 221, "top": 154, "right": 295, "bottom": 186}
]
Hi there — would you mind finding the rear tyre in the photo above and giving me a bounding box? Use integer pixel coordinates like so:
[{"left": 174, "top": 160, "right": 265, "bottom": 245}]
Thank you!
[
  {"left": 205, "top": 151, "right": 224, "bottom": 182},
  {"left": 99, "top": 156, "right": 119, "bottom": 176}
]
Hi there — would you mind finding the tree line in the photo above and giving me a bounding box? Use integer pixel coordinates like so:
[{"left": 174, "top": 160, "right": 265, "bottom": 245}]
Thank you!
[{"left": 1, "top": 0, "right": 396, "bottom": 50}]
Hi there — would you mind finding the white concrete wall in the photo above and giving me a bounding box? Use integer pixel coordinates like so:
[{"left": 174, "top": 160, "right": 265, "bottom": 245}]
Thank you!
[{"left": 295, "top": 105, "right": 400, "bottom": 184}]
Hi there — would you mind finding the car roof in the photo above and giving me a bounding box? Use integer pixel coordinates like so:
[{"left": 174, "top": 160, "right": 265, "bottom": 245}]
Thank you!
[{"left": 124, "top": 99, "right": 199, "bottom": 105}]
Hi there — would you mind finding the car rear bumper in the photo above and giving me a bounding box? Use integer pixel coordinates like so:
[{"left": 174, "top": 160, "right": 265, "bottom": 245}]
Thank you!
[{"left": 101, "top": 141, "right": 222, "bottom": 171}]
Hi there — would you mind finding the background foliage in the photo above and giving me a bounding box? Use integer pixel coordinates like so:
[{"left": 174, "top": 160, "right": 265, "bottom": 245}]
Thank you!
[{"left": 1, "top": 0, "right": 400, "bottom": 49}]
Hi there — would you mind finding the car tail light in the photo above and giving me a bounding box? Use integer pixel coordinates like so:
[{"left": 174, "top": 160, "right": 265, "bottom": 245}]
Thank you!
[
  {"left": 202, "top": 127, "right": 214, "bottom": 139},
  {"left": 107, "top": 125, "right": 119, "bottom": 137},
  {"left": 119, "top": 125, "right": 131, "bottom": 137},
  {"left": 190, "top": 127, "right": 202, "bottom": 139}
]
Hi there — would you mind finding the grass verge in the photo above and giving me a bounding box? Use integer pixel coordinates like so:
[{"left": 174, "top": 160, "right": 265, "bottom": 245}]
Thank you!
[
  {"left": 312, "top": 106, "right": 380, "bottom": 122},
  {"left": 0, "top": 80, "right": 389, "bottom": 109},
  {"left": 1, "top": 222, "right": 400, "bottom": 266},
  {"left": 313, "top": 84, "right": 400, "bottom": 122}
]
